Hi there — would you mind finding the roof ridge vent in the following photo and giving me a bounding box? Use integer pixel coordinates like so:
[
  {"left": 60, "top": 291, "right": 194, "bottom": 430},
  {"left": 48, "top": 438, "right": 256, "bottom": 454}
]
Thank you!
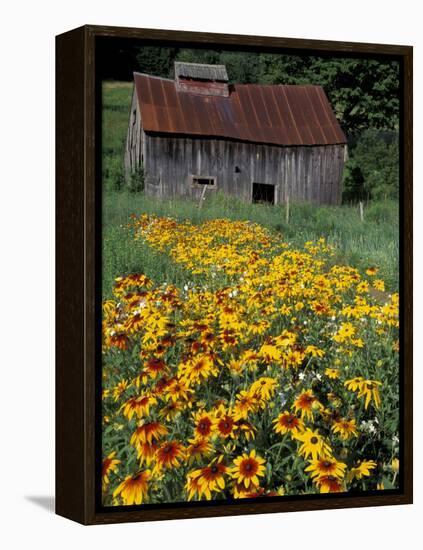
[{"left": 174, "top": 61, "right": 229, "bottom": 97}]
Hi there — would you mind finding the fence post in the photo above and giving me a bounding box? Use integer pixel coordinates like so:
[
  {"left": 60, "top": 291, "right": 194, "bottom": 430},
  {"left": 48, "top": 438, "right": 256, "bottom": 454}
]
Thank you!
[
  {"left": 285, "top": 194, "right": 290, "bottom": 224},
  {"left": 198, "top": 185, "right": 207, "bottom": 209},
  {"left": 359, "top": 201, "right": 364, "bottom": 222}
]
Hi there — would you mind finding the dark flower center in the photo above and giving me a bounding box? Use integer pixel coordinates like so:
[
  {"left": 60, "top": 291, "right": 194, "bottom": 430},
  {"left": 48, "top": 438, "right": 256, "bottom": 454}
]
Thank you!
[
  {"left": 310, "top": 437, "right": 319, "bottom": 444},
  {"left": 198, "top": 420, "right": 211, "bottom": 433}
]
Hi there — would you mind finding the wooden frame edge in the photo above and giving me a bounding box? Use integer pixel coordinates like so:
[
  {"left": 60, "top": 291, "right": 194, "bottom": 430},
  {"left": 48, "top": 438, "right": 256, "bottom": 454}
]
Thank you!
[{"left": 56, "top": 25, "right": 87, "bottom": 524}]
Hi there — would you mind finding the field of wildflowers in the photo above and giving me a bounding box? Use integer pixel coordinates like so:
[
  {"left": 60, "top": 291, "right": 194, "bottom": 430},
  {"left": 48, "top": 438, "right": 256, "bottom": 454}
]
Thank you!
[{"left": 101, "top": 213, "right": 400, "bottom": 506}]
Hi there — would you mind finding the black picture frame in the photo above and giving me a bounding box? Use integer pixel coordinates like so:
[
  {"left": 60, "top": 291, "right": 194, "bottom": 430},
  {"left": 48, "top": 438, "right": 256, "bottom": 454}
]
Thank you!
[{"left": 56, "top": 25, "right": 413, "bottom": 525}]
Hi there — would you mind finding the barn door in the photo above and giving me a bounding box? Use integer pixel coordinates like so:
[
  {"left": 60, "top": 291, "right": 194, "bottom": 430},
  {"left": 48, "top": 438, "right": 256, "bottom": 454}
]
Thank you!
[{"left": 252, "top": 182, "right": 275, "bottom": 204}]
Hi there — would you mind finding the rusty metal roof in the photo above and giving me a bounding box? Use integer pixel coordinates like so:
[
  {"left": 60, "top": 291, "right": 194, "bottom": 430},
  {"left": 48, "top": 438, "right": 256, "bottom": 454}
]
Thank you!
[{"left": 134, "top": 73, "right": 347, "bottom": 147}]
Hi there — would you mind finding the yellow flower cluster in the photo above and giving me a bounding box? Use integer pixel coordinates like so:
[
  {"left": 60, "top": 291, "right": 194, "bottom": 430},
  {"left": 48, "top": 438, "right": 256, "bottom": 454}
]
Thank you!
[{"left": 101, "top": 215, "right": 400, "bottom": 505}]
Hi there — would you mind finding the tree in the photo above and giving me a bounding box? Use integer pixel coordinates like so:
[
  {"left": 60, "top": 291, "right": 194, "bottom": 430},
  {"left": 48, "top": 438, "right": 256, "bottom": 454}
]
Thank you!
[
  {"left": 342, "top": 130, "right": 399, "bottom": 201},
  {"left": 134, "top": 46, "right": 177, "bottom": 78}
]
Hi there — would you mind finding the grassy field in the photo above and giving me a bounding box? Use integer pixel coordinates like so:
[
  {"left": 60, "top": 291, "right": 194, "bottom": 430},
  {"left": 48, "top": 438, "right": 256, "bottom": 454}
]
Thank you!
[{"left": 101, "top": 80, "right": 399, "bottom": 298}]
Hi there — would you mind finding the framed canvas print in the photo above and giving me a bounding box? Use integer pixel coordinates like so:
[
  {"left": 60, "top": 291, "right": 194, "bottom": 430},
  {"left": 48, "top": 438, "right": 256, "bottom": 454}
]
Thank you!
[{"left": 56, "top": 25, "right": 413, "bottom": 524}]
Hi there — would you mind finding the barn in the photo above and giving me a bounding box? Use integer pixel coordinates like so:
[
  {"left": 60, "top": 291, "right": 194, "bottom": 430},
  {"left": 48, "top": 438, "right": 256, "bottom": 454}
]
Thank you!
[{"left": 125, "top": 62, "right": 347, "bottom": 205}]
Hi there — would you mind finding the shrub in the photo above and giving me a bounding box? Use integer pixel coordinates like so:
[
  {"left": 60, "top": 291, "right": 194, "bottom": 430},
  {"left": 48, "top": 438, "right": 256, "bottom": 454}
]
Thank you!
[
  {"left": 343, "top": 130, "right": 399, "bottom": 202},
  {"left": 127, "top": 164, "right": 145, "bottom": 193}
]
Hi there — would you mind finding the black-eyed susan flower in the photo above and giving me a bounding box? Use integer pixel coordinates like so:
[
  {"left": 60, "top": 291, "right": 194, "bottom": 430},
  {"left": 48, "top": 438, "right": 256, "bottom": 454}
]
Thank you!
[
  {"left": 233, "top": 390, "right": 258, "bottom": 421},
  {"left": 136, "top": 441, "right": 159, "bottom": 466},
  {"left": 185, "top": 472, "right": 203, "bottom": 501},
  {"left": 193, "top": 410, "right": 215, "bottom": 439},
  {"left": 315, "top": 474, "right": 344, "bottom": 493},
  {"left": 273, "top": 411, "right": 304, "bottom": 436},
  {"left": 324, "top": 367, "right": 340, "bottom": 379},
  {"left": 130, "top": 421, "right": 168, "bottom": 447},
  {"left": 214, "top": 406, "right": 236, "bottom": 439},
  {"left": 113, "top": 470, "right": 150, "bottom": 505},
  {"left": 145, "top": 357, "right": 168, "bottom": 379},
  {"left": 102, "top": 451, "right": 120, "bottom": 486},
  {"left": 259, "top": 343, "right": 282, "bottom": 363},
  {"left": 132, "top": 370, "right": 149, "bottom": 388},
  {"left": 248, "top": 319, "right": 270, "bottom": 336},
  {"left": 107, "top": 328, "right": 130, "bottom": 351},
  {"left": 331, "top": 418, "right": 358, "bottom": 440},
  {"left": 305, "top": 345, "right": 325, "bottom": 358},
  {"left": 293, "top": 389, "right": 322, "bottom": 421},
  {"left": 230, "top": 449, "right": 266, "bottom": 489},
  {"left": 232, "top": 481, "right": 251, "bottom": 498},
  {"left": 348, "top": 460, "right": 377, "bottom": 481},
  {"left": 345, "top": 378, "right": 381, "bottom": 409},
  {"left": 120, "top": 393, "right": 157, "bottom": 421},
  {"left": 180, "top": 354, "right": 218, "bottom": 385},
  {"left": 251, "top": 377, "right": 278, "bottom": 402},
  {"left": 344, "top": 376, "right": 364, "bottom": 392},
  {"left": 236, "top": 421, "right": 257, "bottom": 441},
  {"left": 112, "top": 379, "right": 130, "bottom": 401},
  {"left": 333, "top": 322, "right": 356, "bottom": 343},
  {"left": 305, "top": 457, "right": 346, "bottom": 480},
  {"left": 186, "top": 438, "right": 213, "bottom": 464},
  {"left": 294, "top": 429, "right": 332, "bottom": 461},
  {"left": 152, "top": 375, "right": 171, "bottom": 396},
  {"left": 187, "top": 457, "right": 228, "bottom": 500},
  {"left": 155, "top": 440, "right": 185, "bottom": 469},
  {"left": 158, "top": 401, "right": 184, "bottom": 422},
  {"left": 373, "top": 279, "right": 385, "bottom": 291},
  {"left": 163, "top": 377, "right": 193, "bottom": 403},
  {"left": 357, "top": 380, "right": 382, "bottom": 409}
]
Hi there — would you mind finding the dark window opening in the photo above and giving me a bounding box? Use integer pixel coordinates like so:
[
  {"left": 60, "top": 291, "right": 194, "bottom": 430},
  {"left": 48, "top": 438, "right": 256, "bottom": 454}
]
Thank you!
[
  {"left": 252, "top": 183, "right": 275, "bottom": 204},
  {"left": 192, "top": 176, "right": 216, "bottom": 187},
  {"left": 234, "top": 166, "right": 241, "bottom": 173}
]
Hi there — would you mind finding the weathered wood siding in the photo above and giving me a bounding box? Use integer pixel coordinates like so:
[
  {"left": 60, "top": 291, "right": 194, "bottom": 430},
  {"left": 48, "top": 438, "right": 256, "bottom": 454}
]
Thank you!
[
  {"left": 124, "top": 88, "right": 142, "bottom": 180},
  {"left": 125, "top": 99, "right": 345, "bottom": 205}
]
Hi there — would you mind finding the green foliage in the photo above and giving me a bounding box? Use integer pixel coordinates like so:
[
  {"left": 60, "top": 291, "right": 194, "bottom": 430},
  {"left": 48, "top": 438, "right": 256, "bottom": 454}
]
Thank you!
[
  {"left": 302, "top": 58, "right": 399, "bottom": 134},
  {"left": 175, "top": 48, "right": 220, "bottom": 68},
  {"left": 135, "top": 46, "right": 178, "bottom": 78},
  {"left": 102, "top": 82, "right": 133, "bottom": 191},
  {"left": 343, "top": 130, "right": 399, "bottom": 202},
  {"left": 127, "top": 164, "right": 145, "bottom": 193}
]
